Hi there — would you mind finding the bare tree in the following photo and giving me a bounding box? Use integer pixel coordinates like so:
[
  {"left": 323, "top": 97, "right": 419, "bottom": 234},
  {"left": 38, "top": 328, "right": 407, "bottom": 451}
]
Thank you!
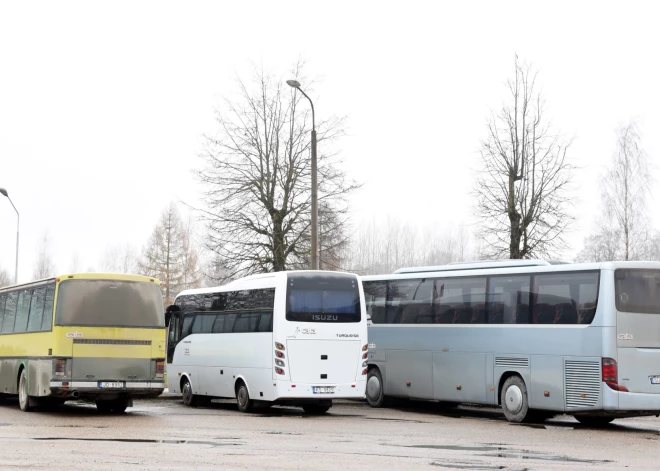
[
  {"left": 344, "top": 219, "right": 472, "bottom": 275},
  {"left": 474, "top": 58, "right": 574, "bottom": 259},
  {"left": 139, "top": 203, "right": 202, "bottom": 305},
  {"left": 33, "top": 233, "right": 56, "bottom": 279},
  {"left": 603, "top": 121, "right": 652, "bottom": 260},
  {"left": 0, "top": 265, "right": 11, "bottom": 287},
  {"left": 578, "top": 121, "right": 654, "bottom": 262},
  {"left": 575, "top": 228, "right": 622, "bottom": 262},
  {"left": 100, "top": 244, "right": 139, "bottom": 274},
  {"left": 195, "top": 63, "right": 359, "bottom": 279},
  {"left": 69, "top": 252, "right": 81, "bottom": 273}
]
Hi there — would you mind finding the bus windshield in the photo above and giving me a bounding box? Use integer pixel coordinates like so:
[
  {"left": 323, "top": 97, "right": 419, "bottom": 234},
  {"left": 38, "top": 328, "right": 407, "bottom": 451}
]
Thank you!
[
  {"left": 56, "top": 280, "right": 164, "bottom": 327},
  {"left": 286, "top": 273, "right": 361, "bottom": 323},
  {"left": 615, "top": 269, "right": 660, "bottom": 314}
]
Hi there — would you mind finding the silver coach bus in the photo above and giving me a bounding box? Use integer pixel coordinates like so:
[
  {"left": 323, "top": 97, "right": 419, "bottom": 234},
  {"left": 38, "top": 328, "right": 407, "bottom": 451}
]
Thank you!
[{"left": 362, "top": 260, "right": 660, "bottom": 425}]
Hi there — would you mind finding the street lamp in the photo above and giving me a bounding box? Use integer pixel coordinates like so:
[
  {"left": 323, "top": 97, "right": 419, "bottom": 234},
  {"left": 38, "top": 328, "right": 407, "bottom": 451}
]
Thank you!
[
  {"left": 286, "top": 79, "right": 319, "bottom": 270},
  {"left": 0, "top": 188, "right": 19, "bottom": 284}
]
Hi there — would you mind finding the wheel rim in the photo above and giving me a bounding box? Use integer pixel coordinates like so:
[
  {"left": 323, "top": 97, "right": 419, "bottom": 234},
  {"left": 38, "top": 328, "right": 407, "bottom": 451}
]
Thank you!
[
  {"left": 238, "top": 387, "right": 248, "bottom": 408},
  {"left": 182, "top": 382, "right": 192, "bottom": 405},
  {"left": 505, "top": 385, "right": 523, "bottom": 414},
  {"left": 367, "top": 375, "right": 381, "bottom": 401},
  {"left": 19, "top": 373, "right": 27, "bottom": 409}
]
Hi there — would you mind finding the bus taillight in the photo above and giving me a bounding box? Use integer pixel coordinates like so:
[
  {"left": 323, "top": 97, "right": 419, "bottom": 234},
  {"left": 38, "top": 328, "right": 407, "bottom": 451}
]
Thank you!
[
  {"left": 275, "top": 342, "right": 285, "bottom": 351},
  {"left": 275, "top": 351, "right": 285, "bottom": 358},
  {"left": 362, "top": 344, "right": 368, "bottom": 351},
  {"left": 602, "top": 358, "right": 629, "bottom": 392},
  {"left": 275, "top": 359, "right": 285, "bottom": 367},
  {"left": 275, "top": 368, "right": 285, "bottom": 375},
  {"left": 362, "top": 352, "right": 368, "bottom": 359},
  {"left": 55, "top": 359, "right": 66, "bottom": 376},
  {"left": 362, "top": 369, "right": 368, "bottom": 375},
  {"left": 156, "top": 360, "right": 165, "bottom": 378}
]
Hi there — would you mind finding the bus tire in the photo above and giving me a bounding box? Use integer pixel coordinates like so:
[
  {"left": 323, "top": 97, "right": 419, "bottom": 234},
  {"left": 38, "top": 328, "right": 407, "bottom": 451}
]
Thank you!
[
  {"left": 181, "top": 378, "right": 201, "bottom": 408},
  {"left": 303, "top": 402, "right": 331, "bottom": 414},
  {"left": 235, "top": 381, "right": 252, "bottom": 413},
  {"left": 366, "top": 368, "right": 385, "bottom": 408},
  {"left": 18, "top": 369, "right": 33, "bottom": 412},
  {"left": 574, "top": 416, "right": 615, "bottom": 427},
  {"left": 501, "top": 375, "right": 530, "bottom": 423}
]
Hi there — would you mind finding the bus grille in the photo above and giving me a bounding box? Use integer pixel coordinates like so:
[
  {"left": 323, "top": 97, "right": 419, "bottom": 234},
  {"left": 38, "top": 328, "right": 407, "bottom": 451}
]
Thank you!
[
  {"left": 72, "top": 339, "right": 152, "bottom": 346},
  {"left": 495, "top": 357, "right": 529, "bottom": 368},
  {"left": 565, "top": 360, "right": 600, "bottom": 409}
]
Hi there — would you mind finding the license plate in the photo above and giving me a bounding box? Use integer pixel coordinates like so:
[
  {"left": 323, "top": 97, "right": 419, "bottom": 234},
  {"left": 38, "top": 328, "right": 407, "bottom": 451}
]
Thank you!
[
  {"left": 312, "top": 386, "right": 335, "bottom": 394},
  {"left": 99, "top": 382, "right": 124, "bottom": 388},
  {"left": 651, "top": 377, "right": 660, "bottom": 385}
]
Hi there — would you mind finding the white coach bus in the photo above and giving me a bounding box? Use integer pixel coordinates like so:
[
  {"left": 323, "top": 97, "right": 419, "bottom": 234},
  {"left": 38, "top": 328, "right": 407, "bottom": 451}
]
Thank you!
[
  {"left": 362, "top": 260, "right": 660, "bottom": 425},
  {"left": 166, "top": 271, "right": 368, "bottom": 413}
]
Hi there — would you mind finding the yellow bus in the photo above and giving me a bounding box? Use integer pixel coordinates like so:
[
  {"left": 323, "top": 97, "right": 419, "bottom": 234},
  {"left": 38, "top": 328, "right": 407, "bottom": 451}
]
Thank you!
[{"left": 0, "top": 273, "right": 166, "bottom": 412}]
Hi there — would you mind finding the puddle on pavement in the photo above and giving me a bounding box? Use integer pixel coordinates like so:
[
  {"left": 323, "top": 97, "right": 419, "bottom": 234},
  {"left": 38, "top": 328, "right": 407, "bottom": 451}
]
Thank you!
[
  {"left": 514, "top": 423, "right": 574, "bottom": 431},
  {"left": 430, "top": 462, "right": 526, "bottom": 470},
  {"left": 0, "top": 423, "right": 9, "bottom": 427},
  {"left": 408, "top": 445, "right": 505, "bottom": 452},
  {"left": 366, "top": 417, "right": 428, "bottom": 424},
  {"left": 405, "top": 444, "right": 611, "bottom": 465},
  {"left": 33, "top": 438, "right": 241, "bottom": 447},
  {"left": 479, "top": 452, "right": 612, "bottom": 464},
  {"left": 264, "top": 431, "right": 303, "bottom": 435}
]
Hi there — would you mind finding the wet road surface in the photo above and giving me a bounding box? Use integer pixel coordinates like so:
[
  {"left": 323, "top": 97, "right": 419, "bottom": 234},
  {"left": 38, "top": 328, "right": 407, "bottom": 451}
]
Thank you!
[{"left": 0, "top": 395, "right": 659, "bottom": 470}]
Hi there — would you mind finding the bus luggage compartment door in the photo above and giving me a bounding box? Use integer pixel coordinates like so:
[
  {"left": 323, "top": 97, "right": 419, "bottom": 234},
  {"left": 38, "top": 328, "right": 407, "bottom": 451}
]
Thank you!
[{"left": 286, "top": 340, "right": 360, "bottom": 384}]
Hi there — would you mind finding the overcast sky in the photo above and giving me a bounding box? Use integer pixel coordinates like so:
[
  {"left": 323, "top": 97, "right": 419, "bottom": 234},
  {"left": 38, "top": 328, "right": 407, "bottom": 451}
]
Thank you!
[{"left": 1, "top": 1, "right": 659, "bottom": 282}]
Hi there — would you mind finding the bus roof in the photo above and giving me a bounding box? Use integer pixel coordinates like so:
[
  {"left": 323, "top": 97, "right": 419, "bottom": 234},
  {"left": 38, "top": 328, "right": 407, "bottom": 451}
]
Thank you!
[
  {"left": 175, "top": 270, "right": 357, "bottom": 299},
  {"left": 363, "top": 261, "right": 660, "bottom": 281},
  {"left": 393, "top": 259, "right": 560, "bottom": 274},
  {"left": 0, "top": 272, "right": 160, "bottom": 291}
]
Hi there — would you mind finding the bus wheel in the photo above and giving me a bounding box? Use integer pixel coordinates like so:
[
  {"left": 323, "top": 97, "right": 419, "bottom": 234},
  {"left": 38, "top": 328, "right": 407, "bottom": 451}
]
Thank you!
[
  {"left": 366, "top": 368, "right": 385, "bottom": 408},
  {"left": 574, "top": 416, "right": 615, "bottom": 427},
  {"left": 303, "top": 401, "right": 331, "bottom": 414},
  {"left": 18, "top": 369, "right": 33, "bottom": 412},
  {"left": 181, "top": 378, "right": 199, "bottom": 408},
  {"left": 236, "top": 382, "right": 252, "bottom": 413},
  {"left": 501, "top": 376, "right": 529, "bottom": 423}
]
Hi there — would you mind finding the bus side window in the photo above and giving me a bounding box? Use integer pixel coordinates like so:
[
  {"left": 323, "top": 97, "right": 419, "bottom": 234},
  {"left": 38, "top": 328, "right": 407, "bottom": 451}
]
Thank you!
[
  {"left": 223, "top": 313, "right": 237, "bottom": 333},
  {"left": 1, "top": 292, "right": 18, "bottom": 333},
  {"left": 0, "top": 294, "right": 6, "bottom": 330},
  {"left": 181, "top": 315, "right": 195, "bottom": 340},
  {"left": 41, "top": 284, "right": 55, "bottom": 331},
  {"left": 258, "top": 312, "right": 273, "bottom": 332},
  {"left": 27, "top": 287, "right": 45, "bottom": 332}
]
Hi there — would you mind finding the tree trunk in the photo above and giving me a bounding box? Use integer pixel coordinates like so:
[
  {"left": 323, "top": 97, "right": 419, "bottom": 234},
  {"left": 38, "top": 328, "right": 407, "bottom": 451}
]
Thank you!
[
  {"left": 272, "top": 213, "right": 286, "bottom": 272},
  {"left": 508, "top": 174, "right": 522, "bottom": 259}
]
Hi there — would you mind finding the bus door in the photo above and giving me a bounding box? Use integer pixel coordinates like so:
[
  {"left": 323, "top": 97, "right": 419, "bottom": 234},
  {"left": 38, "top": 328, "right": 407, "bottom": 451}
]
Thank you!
[
  {"left": 614, "top": 269, "right": 660, "bottom": 395},
  {"left": 165, "top": 305, "right": 182, "bottom": 365}
]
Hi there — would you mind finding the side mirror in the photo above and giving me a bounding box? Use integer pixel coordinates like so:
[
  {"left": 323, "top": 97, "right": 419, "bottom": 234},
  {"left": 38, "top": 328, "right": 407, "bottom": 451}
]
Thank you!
[{"left": 165, "top": 304, "right": 180, "bottom": 326}]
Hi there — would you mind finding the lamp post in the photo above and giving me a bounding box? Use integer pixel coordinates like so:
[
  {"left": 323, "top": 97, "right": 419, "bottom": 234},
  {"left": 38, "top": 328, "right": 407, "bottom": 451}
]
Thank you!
[
  {"left": 286, "top": 79, "right": 319, "bottom": 270},
  {"left": 0, "top": 188, "right": 19, "bottom": 284}
]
